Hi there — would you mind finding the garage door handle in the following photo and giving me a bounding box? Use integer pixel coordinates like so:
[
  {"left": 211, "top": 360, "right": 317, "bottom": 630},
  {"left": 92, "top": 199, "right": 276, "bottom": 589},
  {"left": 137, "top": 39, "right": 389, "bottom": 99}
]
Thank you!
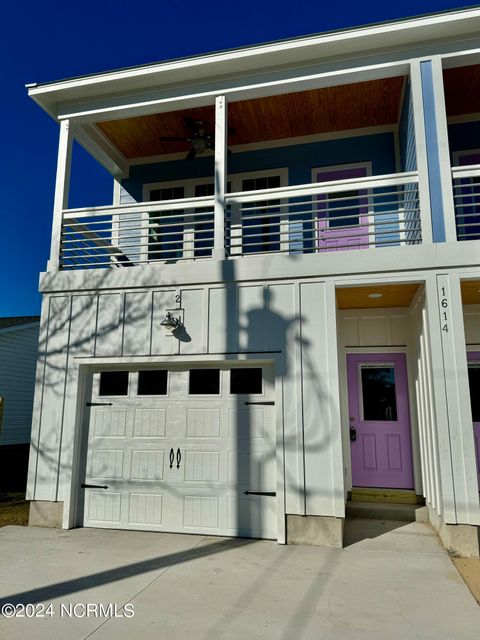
[
  {"left": 176, "top": 448, "right": 181, "bottom": 469},
  {"left": 169, "top": 448, "right": 174, "bottom": 469}
]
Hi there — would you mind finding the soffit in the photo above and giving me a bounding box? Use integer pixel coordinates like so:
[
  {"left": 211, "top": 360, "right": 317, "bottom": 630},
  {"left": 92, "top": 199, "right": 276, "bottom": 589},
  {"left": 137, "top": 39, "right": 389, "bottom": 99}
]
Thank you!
[
  {"left": 336, "top": 284, "right": 420, "bottom": 309},
  {"left": 97, "top": 77, "right": 404, "bottom": 159},
  {"left": 461, "top": 280, "right": 480, "bottom": 304},
  {"left": 444, "top": 64, "right": 480, "bottom": 117}
]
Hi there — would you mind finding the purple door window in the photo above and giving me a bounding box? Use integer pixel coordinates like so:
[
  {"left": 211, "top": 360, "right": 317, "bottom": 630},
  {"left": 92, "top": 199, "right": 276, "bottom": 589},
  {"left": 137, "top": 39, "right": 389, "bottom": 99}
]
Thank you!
[
  {"left": 315, "top": 166, "right": 369, "bottom": 251},
  {"left": 347, "top": 353, "right": 414, "bottom": 489}
]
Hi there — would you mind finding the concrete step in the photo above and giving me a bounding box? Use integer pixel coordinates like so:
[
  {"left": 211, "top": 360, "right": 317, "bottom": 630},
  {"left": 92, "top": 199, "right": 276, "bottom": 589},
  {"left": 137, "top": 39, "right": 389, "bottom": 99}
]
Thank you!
[{"left": 346, "top": 501, "right": 429, "bottom": 523}]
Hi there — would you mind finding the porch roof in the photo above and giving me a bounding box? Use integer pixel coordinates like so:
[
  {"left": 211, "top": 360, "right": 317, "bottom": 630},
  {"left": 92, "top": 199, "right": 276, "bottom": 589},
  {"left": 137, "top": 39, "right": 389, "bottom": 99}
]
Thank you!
[{"left": 27, "top": 7, "right": 480, "bottom": 122}]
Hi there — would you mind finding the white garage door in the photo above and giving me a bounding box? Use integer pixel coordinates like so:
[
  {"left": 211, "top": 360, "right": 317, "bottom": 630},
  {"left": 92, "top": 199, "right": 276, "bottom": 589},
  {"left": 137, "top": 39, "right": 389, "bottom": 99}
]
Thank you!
[{"left": 82, "top": 365, "right": 277, "bottom": 539}]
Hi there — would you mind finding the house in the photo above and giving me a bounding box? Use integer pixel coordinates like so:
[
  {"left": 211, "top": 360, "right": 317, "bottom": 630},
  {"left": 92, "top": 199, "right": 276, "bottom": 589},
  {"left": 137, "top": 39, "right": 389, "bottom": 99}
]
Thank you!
[
  {"left": 0, "top": 317, "right": 40, "bottom": 490},
  {"left": 26, "top": 8, "right": 480, "bottom": 556}
]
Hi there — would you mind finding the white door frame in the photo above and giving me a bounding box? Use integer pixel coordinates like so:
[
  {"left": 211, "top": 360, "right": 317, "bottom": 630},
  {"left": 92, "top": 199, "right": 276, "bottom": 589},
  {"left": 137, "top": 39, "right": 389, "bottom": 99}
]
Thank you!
[{"left": 71, "top": 353, "right": 286, "bottom": 543}]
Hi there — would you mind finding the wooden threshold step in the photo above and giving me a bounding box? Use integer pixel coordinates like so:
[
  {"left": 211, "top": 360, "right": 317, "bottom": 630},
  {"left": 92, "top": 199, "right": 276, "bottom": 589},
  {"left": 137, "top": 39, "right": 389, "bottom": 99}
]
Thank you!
[{"left": 351, "top": 487, "right": 422, "bottom": 505}]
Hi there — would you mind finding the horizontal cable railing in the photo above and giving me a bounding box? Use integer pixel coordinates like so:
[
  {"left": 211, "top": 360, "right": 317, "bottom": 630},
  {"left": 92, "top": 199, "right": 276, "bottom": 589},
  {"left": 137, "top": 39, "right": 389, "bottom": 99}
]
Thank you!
[
  {"left": 225, "top": 171, "right": 420, "bottom": 256},
  {"left": 60, "top": 172, "right": 421, "bottom": 269},
  {"left": 60, "top": 196, "right": 215, "bottom": 269},
  {"left": 452, "top": 164, "right": 480, "bottom": 241}
]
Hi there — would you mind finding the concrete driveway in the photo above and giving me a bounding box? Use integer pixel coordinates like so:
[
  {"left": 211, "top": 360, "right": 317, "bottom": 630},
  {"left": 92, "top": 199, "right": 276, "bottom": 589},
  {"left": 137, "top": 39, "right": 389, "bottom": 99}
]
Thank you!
[{"left": 0, "top": 521, "right": 478, "bottom": 640}]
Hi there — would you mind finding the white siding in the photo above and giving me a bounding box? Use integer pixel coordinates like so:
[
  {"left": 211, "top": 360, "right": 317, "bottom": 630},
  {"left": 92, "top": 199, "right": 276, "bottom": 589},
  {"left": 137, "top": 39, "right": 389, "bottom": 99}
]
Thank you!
[
  {"left": 27, "top": 281, "right": 345, "bottom": 524},
  {"left": 0, "top": 324, "right": 39, "bottom": 445}
]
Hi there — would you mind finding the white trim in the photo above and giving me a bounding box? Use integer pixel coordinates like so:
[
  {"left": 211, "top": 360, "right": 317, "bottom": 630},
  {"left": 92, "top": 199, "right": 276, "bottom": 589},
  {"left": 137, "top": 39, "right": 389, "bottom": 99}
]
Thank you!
[
  {"left": 49, "top": 119, "right": 73, "bottom": 271},
  {"left": 29, "top": 9, "right": 480, "bottom": 118},
  {"left": 452, "top": 148, "right": 480, "bottom": 166},
  {"left": 214, "top": 95, "right": 227, "bottom": 260},
  {"left": 71, "top": 353, "right": 287, "bottom": 543},
  {"left": 447, "top": 113, "right": 480, "bottom": 126}
]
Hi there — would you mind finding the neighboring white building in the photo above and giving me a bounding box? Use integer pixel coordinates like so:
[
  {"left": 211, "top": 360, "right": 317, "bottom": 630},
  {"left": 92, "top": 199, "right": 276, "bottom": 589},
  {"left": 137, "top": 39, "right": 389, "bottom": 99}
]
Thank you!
[
  {"left": 0, "top": 317, "right": 39, "bottom": 489},
  {"left": 26, "top": 8, "right": 480, "bottom": 556}
]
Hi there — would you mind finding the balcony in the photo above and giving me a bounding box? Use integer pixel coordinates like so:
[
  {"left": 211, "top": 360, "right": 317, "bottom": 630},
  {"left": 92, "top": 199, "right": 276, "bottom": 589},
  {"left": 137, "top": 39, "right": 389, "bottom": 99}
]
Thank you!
[
  {"left": 60, "top": 171, "right": 421, "bottom": 269},
  {"left": 45, "top": 57, "right": 480, "bottom": 272}
]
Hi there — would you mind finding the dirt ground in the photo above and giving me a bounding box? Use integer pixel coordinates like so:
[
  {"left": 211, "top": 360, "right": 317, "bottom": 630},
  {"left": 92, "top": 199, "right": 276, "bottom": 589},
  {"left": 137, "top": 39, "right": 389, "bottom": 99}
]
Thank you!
[{"left": 0, "top": 492, "right": 29, "bottom": 527}]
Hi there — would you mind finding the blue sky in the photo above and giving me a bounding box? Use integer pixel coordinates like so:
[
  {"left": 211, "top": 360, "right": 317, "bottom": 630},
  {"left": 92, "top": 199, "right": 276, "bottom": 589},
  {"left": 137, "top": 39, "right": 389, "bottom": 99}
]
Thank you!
[{"left": 0, "top": 0, "right": 476, "bottom": 316}]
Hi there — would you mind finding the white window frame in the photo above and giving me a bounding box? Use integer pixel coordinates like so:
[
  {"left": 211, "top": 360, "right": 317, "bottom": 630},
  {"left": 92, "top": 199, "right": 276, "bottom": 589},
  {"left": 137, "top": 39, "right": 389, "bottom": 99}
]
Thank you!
[{"left": 143, "top": 168, "right": 289, "bottom": 259}]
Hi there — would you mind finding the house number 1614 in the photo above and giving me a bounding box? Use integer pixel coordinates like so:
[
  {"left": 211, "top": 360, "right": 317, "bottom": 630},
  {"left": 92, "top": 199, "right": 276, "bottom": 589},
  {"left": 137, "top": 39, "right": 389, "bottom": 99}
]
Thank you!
[{"left": 440, "top": 286, "right": 448, "bottom": 333}]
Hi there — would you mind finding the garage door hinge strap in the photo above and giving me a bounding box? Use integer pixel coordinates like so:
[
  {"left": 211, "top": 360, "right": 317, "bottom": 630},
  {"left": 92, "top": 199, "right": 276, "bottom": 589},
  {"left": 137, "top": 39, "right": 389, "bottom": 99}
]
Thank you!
[
  {"left": 81, "top": 483, "right": 109, "bottom": 489},
  {"left": 243, "top": 401, "right": 275, "bottom": 406},
  {"left": 86, "top": 402, "right": 113, "bottom": 407},
  {"left": 244, "top": 491, "right": 276, "bottom": 496}
]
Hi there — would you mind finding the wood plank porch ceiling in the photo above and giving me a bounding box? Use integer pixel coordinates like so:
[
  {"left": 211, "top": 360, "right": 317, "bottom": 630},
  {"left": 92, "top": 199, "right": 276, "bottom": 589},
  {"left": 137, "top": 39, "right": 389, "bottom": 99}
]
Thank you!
[
  {"left": 336, "top": 284, "right": 420, "bottom": 309},
  {"left": 443, "top": 64, "right": 480, "bottom": 117},
  {"left": 97, "top": 77, "right": 405, "bottom": 159}
]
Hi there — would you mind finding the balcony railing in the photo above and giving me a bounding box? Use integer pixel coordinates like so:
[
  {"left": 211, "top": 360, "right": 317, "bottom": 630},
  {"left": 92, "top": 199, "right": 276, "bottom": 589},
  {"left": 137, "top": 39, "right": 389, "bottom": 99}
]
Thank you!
[
  {"left": 452, "top": 164, "right": 480, "bottom": 241},
  {"left": 59, "top": 171, "right": 421, "bottom": 269}
]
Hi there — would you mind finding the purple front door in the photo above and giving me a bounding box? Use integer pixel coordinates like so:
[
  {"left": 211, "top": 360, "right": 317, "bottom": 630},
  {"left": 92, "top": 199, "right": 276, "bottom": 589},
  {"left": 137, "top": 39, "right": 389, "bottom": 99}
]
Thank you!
[
  {"left": 347, "top": 353, "right": 414, "bottom": 489},
  {"left": 467, "top": 352, "right": 480, "bottom": 484},
  {"left": 315, "top": 166, "right": 369, "bottom": 251}
]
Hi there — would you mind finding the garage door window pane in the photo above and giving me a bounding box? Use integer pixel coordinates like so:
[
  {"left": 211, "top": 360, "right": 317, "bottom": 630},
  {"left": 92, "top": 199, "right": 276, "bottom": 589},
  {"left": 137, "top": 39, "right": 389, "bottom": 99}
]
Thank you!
[
  {"left": 230, "top": 368, "right": 262, "bottom": 394},
  {"left": 99, "top": 371, "right": 129, "bottom": 396},
  {"left": 189, "top": 369, "right": 220, "bottom": 394},
  {"left": 138, "top": 370, "right": 168, "bottom": 395}
]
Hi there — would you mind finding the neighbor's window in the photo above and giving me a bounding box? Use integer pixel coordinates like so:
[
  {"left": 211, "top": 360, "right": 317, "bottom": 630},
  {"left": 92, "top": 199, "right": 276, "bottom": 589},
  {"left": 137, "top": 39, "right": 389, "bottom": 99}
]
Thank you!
[
  {"left": 137, "top": 370, "right": 168, "bottom": 396},
  {"left": 230, "top": 368, "right": 262, "bottom": 394},
  {"left": 99, "top": 371, "right": 129, "bottom": 396},
  {"left": 189, "top": 369, "right": 220, "bottom": 394}
]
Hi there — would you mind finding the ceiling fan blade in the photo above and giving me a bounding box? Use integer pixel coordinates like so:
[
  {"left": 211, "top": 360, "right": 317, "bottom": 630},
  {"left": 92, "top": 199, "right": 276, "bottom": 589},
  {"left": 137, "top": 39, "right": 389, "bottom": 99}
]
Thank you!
[
  {"left": 186, "top": 148, "right": 197, "bottom": 160},
  {"left": 159, "top": 136, "right": 188, "bottom": 142}
]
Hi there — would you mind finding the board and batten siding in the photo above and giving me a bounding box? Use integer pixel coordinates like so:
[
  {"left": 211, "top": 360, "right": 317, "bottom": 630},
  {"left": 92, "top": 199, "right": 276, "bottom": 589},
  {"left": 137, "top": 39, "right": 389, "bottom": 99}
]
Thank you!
[
  {"left": 0, "top": 324, "right": 39, "bottom": 446},
  {"left": 27, "top": 281, "right": 345, "bottom": 526}
]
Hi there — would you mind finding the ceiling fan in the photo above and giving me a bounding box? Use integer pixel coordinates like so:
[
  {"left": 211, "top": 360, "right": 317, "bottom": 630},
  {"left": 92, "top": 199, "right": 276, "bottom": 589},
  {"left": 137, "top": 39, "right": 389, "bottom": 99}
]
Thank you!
[{"left": 159, "top": 117, "right": 235, "bottom": 160}]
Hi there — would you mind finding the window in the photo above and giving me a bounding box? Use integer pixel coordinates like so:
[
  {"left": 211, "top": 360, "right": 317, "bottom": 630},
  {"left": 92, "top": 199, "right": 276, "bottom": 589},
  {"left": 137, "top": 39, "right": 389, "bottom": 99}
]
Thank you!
[
  {"left": 327, "top": 190, "right": 361, "bottom": 228},
  {"left": 242, "top": 175, "right": 281, "bottom": 254},
  {"left": 230, "top": 368, "right": 262, "bottom": 394},
  {"left": 361, "top": 366, "right": 398, "bottom": 421},
  {"left": 148, "top": 186, "right": 185, "bottom": 260},
  {"left": 194, "top": 183, "right": 214, "bottom": 258},
  {"left": 189, "top": 369, "right": 220, "bottom": 394},
  {"left": 138, "top": 370, "right": 168, "bottom": 395},
  {"left": 99, "top": 371, "right": 129, "bottom": 396}
]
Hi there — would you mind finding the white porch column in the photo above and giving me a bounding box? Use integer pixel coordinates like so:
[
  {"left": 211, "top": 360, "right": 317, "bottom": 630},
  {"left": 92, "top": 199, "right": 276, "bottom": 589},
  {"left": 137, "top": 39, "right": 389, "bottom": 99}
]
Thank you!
[
  {"left": 428, "top": 56, "right": 457, "bottom": 242},
  {"left": 425, "top": 272, "right": 480, "bottom": 525},
  {"left": 48, "top": 119, "right": 73, "bottom": 271},
  {"left": 213, "top": 95, "right": 227, "bottom": 260},
  {"left": 410, "top": 61, "right": 433, "bottom": 244}
]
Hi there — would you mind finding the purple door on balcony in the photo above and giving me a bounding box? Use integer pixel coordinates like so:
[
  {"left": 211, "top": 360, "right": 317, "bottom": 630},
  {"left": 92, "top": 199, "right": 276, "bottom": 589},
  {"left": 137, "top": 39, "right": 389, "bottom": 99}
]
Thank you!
[
  {"left": 315, "top": 165, "right": 370, "bottom": 251},
  {"left": 467, "top": 352, "right": 480, "bottom": 484},
  {"left": 347, "top": 353, "right": 414, "bottom": 489}
]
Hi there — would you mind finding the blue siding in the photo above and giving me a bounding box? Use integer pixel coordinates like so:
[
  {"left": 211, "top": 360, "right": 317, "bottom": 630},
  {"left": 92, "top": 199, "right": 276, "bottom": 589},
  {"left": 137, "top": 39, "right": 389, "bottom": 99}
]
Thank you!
[
  {"left": 120, "top": 132, "right": 400, "bottom": 256},
  {"left": 420, "top": 60, "right": 446, "bottom": 243},
  {"left": 398, "top": 79, "right": 417, "bottom": 172},
  {"left": 398, "top": 79, "right": 420, "bottom": 243},
  {"left": 122, "top": 132, "right": 397, "bottom": 200}
]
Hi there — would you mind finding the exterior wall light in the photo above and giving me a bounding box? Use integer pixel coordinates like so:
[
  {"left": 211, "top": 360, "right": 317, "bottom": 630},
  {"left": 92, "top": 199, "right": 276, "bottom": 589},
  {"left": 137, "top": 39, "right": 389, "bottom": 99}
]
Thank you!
[{"left": 160, "top": 312, "right": 183, "bottom": 331}]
